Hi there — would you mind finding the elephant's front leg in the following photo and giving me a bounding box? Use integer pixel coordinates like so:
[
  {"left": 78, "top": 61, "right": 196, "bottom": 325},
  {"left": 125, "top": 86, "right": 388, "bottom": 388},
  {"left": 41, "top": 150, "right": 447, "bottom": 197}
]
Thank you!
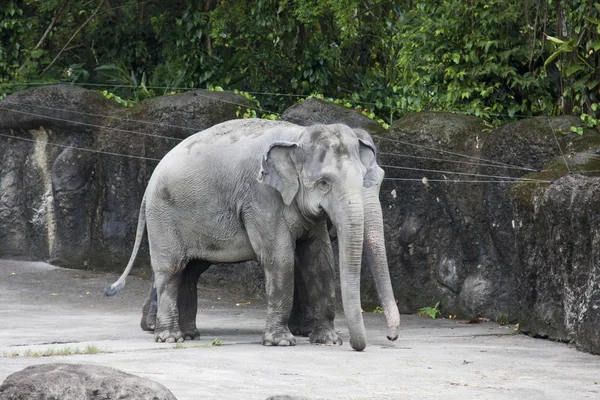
[
  {"left": 154, "top": 267, "right": 185, "bottom": 343},
  {"left": 255, "top": 238, "right": 296, "bottom": 346},
  {"left": 296, "top": 221, "right": 342, "bottom": 346}
]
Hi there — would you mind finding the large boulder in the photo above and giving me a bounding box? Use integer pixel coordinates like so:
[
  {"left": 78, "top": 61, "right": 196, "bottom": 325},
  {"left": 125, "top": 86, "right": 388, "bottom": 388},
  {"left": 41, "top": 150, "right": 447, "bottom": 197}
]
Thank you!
[
  {"left": 281, "top": 97, "right": 386, "bottom": 134},
  {"left": 380, "top": 112, "right": 600, "bottom": 353},
  {"left": 513, "top": 174, "right": 600, "bottom": 354},
  {"left": 0, "top": 363, "right": 177, "bottom": 399}
]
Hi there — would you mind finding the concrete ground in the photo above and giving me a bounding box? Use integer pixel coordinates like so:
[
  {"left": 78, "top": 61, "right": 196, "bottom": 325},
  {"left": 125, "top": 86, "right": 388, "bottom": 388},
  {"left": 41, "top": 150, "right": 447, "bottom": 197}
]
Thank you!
[{"left": 0, "top": 260, "right": 599, "bottom": 400}]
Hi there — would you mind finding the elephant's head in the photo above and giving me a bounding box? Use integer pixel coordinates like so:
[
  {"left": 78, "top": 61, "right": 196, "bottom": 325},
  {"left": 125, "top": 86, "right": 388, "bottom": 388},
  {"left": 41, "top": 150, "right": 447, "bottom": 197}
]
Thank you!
[{"left": 257, "top": 123, "right": 396, "bottom": 351}]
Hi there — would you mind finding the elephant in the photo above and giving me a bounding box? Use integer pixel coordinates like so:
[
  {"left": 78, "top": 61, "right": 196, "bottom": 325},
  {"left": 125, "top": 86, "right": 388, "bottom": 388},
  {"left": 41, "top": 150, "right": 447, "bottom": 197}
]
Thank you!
[{"left": 104, "top": 119, "right": 400, "bottom": 351}]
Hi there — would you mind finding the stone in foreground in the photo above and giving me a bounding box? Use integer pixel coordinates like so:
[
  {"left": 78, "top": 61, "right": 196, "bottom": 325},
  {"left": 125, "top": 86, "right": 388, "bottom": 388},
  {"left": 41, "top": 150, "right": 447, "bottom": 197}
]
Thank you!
[{"left": 0, "top": 363, "right": 177, "bottom": 400}]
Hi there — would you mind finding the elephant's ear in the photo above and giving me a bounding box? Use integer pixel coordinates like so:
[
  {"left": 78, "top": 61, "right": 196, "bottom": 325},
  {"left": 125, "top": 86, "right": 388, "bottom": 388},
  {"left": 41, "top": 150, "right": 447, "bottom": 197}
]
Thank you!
[
  {"left": 358, "top": 138, "right": 383, "bottom": 188},
  {"left": 257, "top": 141, "right": 300, "bottom": 206}
]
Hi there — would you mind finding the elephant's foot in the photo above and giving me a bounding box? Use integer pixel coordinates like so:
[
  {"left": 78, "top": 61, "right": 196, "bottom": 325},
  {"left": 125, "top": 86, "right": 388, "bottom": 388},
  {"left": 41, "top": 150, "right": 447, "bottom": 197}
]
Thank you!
[
  {"left": 309, "top": 327, "right": 342, "bottom": 346},
  {"left": 263, "top": 330, "right": 296, "bottom": 347},
  {"left": 182, "top": 327, "right": 201, "bottom": 341},
  {"left": 154, "top": 328, "right": 185, "bottom": 343},
  {"left": 141, "top": 314, "right": 156, "bottom": 332},
  {"left": 288, "top": 316, "right": 314, "bottom": 337}
]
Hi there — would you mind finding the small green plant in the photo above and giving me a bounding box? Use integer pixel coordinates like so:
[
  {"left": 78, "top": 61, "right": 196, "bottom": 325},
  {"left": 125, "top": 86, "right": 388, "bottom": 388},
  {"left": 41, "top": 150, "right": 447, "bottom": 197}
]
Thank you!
[
  {"left": 84, "top": 345, "right": 100, "bottom": 354},
  {"left": 211, "top": 338, "right": 223, "bottom": 346},
  {"left": 236, "top": 106, "right": 258, "bottom": 119},
  {"left": 496, "top": 311, "right": 510, "bottom": 325},
  {"left": 174, "top": 343, "right": 185, "bottom": 349},
  {"left": 307, "top": 94, "right": 390, "bottom": 129},
  {"left": 12, "top": 346, "right": 104, "bottom": 358},
  {"left": 24, "top": 349, "right": 40, "bottom": 357},
  {"left": 373, "top": 306, "right": 383, "bottom": 314},
  {"left": 417, "top": 302, "right": 441, "bottom": 319},
  {"left": 99, "top": 90, "right": 136, "bottom": 107}
]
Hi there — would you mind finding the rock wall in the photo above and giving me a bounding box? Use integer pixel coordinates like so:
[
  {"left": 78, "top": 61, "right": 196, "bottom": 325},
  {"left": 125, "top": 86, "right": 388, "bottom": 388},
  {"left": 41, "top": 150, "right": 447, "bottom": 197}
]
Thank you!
[
  {"left": 0, "top": 85, "right": 253, "bottom": 275},
  {"left": 282, "top": 99, "right": 600, "bottom": 354},
  {"left": 1, "top": 87, "right": 599, "bottom": 354}
]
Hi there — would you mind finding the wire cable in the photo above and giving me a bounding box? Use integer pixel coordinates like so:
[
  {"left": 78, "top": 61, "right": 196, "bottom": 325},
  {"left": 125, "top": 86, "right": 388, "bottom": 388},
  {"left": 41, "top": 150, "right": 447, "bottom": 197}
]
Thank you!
[
  {"left": 382, "top": 177, "right": 552, "bottom": 183},
  {"left": 0, "top": 85, "right": 572, "bottom": 183},
  {"left": 373, "top": 133, "right": 538, "bottom": 172},
  {"left": 0, "top": 81, "right": 542, "bottom": 120},
  {"left": 1, "top": 99, "right": 199, "bottom": 131},
  {"left": 0, "top": 132, "right": 162, "bottom": 161},
  {"left": 546, "top": 116, "right": 572, "bottom": 174},
  {"left": 380, "top": 164, "right": 548, "bottom": 182},
  {"left": 379, "top": 152, "right": 540, "bottom": 172},
  {"left": 0, "top": 106, "right": 183, "bottom": 142}
]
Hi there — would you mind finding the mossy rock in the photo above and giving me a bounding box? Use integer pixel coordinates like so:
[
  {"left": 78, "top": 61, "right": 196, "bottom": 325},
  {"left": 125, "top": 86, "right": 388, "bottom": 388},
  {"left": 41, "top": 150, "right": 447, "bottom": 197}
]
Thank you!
[
  {"left": 281, "top": 98, "right": 386, "bottom": 135},
  {"left": 511, "top": 146, "right": 600, "bottom": 210},
  {"left": 483, "top": 116, "right": 600, "bottom": 172}
]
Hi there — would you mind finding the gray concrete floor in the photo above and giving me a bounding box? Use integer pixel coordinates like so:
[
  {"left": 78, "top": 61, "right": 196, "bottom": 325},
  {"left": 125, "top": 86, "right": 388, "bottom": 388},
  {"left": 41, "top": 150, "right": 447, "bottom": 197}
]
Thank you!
[{"left": 0, "top": 259, "right": 599, "bottom": 400}]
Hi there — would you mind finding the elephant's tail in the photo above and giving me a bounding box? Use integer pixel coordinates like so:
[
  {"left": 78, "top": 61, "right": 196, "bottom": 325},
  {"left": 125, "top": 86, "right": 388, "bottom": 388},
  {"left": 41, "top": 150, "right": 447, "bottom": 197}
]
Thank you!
[{"left": 103, "top": 191, "right": 147, "bottom": 297}]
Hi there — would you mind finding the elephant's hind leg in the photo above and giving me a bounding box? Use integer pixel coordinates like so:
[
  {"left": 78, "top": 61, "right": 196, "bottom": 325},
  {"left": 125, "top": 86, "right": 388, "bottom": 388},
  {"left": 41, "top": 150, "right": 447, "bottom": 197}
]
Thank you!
[
  {"left": 141, "top": 278, "right": 157, "bottom": 331},
  {"left": 153, "top": 261, "right": 187, "bottom": 343},
  {"left": 178, "top": 260, "right": 210, "bottom": 340},
  {"left": 296, "top": 221, "right": 342, "bottom": 346},
  {"left": 288, "top": 258, "right": 315, "bottom": 337}
]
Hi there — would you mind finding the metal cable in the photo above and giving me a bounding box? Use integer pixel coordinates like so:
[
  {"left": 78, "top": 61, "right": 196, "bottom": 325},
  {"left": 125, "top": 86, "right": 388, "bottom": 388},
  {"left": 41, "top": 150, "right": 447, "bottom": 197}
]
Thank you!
[
  {"left": 0, "top": 132, "right": 162, "bottom": 161},
  {"left": 373, "top": 134, "right": 538, "bottom": 172},
  {"left": 0, "top": 81, "right": 539, "bottom": 119},
  {"left": 1, "top": 101, "right": 539, "bottom": 175},
  {"left": 1, "top": 99, "right": 199, "bottom": 131},
  {"left": 1, "top": 82, "right": 281, "bottom": 116},
  {"left": 0, "top": 106, "right": 183, "bottom": 142},
  {"left": 546, "top": 116, "right": 572, "bottom": 174},
  {"left": 382, "top": 177, "right": 552, "bottom": 183},
  {"left": 379, "top": 152, "right": 540, "bottom": 172},
  {"left": 380, "top": 164, "right": 548, "bottom": 182}
]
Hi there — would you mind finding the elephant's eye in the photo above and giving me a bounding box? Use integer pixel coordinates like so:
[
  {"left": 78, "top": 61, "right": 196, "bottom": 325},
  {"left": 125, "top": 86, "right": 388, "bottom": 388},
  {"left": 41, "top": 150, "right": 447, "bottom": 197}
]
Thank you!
[{"left": 316, "top": 179, "right": 331, "bottom": 192}]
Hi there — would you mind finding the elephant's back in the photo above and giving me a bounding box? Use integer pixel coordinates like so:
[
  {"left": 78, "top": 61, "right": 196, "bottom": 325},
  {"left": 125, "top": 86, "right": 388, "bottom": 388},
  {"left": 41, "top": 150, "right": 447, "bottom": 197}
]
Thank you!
[{"left": 178, "top": 118, "right": 301, "bottom": 150}]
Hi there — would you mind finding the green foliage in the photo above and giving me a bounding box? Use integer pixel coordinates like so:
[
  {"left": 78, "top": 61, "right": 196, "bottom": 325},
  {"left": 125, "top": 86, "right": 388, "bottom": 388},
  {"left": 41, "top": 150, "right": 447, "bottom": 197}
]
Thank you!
[
  {"left": 418, "top": 302, "right": 441, "bottom": 319},
  {"left": 99, "top": 89, "right": 136, "bottom": 107},
  {"left": 543, "top": 2, "right": 600, "bottom": 131},
  {"left": 0, "top": 0, "right": 598, "bottom": 127},
  {"left": 211, "top": 338, "right": 223, "bottom": 346},
  {"left": 372, "top": 306, "right": 383, "bottom": 314},
  {"left": 496, "top": 311, "right": 510, "bottom": 325}
]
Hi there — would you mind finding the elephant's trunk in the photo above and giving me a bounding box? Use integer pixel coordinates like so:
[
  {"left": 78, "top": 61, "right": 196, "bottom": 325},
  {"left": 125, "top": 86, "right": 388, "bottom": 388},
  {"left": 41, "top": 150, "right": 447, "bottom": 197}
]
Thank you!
[
  {"left": 330, "top": 195, "right": 367, "bottom": 351},
  {"left": 363, "top": 187, "right": 400, "bottom": 340}
]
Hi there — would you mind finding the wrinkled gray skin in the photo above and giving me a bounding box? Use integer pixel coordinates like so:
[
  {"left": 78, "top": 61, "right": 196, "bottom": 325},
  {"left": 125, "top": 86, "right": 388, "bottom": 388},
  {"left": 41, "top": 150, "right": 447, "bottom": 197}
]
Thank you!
[{"left": 105, "top": 119, "right": 400, "bottom": 351}]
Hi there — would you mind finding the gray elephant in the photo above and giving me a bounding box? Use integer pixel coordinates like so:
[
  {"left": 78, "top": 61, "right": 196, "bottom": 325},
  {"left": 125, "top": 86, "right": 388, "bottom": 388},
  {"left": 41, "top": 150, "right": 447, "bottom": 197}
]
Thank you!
[{"left": 105, "top": 119, "right": 399, "bottom": 351}]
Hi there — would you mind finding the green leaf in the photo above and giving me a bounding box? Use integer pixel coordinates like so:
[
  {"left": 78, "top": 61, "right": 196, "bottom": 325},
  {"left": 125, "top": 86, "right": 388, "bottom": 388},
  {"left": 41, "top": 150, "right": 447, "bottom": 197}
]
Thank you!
[
  {"left": 545, "top": 34, "right": 565, "bottom": 45},
  {"left": 586, "top": 17, "right": 600, "bottom": 27},
  {"left": 30, "top": 49, "right": 43, "bottom": 59},
  {"left": 544, "top": 50, "right": 563, "bottom": 67},
  {"left": 94, "top": 64, "right": 119, "bottom": 71},
  {"left": 566, "top": 64, "right": 586, "bottom": 76}
]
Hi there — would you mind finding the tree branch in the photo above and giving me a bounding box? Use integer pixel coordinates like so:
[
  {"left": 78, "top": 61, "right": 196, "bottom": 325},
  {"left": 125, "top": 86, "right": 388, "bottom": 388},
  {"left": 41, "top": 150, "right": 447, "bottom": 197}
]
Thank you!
[
  {"left": 40, "top": 0, "right": 105, "bottom": 77},
  {"left": 18, "top": 0, "right": 70, "bottom": 74}
]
